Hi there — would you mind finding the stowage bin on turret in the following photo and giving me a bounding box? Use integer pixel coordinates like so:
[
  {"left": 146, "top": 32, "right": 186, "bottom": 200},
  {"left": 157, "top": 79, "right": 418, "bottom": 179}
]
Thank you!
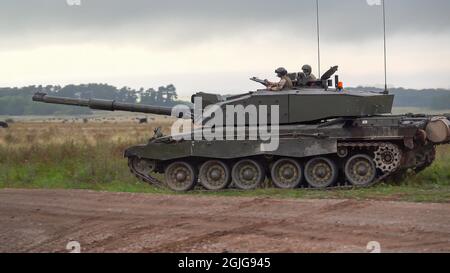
[{"left": 32, "top": 68, "right": 450, "bottom": 192}]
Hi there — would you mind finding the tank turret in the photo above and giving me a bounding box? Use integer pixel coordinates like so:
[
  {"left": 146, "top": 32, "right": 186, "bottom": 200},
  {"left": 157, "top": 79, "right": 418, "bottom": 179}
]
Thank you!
[
  {"left": 33, "top": 66, "right": 395, "bottom": 126},
  {"left": 193, "top": 65, "right": 394, "bottom": 125}
]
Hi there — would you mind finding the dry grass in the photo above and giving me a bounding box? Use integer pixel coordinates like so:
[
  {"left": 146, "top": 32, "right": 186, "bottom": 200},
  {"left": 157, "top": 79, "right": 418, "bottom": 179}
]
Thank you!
[
  {"left": 0, "top": 120, "right": 173, "bottom": 191},
  {"left": 0, "top": 119, "right": 174, "bottom": 146}
]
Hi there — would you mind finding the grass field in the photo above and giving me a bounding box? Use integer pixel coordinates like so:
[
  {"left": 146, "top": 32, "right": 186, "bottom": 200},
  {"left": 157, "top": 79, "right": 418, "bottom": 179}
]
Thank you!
[{"left": 1, "top": 120, "right": 449, "bottom": 203}]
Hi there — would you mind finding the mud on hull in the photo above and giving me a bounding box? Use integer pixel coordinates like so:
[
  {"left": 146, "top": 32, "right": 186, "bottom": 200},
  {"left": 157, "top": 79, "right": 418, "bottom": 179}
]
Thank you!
[{"left": 126, "top": 115, "right": 449, "bottom": 192}]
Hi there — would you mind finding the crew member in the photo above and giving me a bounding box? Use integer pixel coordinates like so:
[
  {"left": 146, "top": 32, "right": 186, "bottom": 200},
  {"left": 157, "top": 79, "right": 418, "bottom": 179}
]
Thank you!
[
  {"left": 267, "top": 67, "right": 294, "bottom": 91},
  {"left": 298, "top": 64, "right": 317, "bottom": 86}
]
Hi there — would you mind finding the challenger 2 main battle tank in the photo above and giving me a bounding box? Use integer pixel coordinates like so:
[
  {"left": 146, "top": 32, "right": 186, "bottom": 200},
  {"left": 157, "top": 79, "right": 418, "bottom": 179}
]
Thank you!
[{"left": 32, "top": 66, "right": 450, "bottom": 191}]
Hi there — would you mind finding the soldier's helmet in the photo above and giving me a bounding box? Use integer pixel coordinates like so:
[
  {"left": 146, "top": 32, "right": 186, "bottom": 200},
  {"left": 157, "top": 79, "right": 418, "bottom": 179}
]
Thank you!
[
  {"left": 302, "top": 65, "right": 312, "bottom": 75},
  {"left": 275, "top": 67, "right": 288, "bottom": 77}
]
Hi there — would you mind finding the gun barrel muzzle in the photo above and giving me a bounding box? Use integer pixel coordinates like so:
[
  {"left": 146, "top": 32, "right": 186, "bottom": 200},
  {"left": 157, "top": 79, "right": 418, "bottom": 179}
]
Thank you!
[{"left": 32, "top": 92, "right": 47, "bottom": 102}]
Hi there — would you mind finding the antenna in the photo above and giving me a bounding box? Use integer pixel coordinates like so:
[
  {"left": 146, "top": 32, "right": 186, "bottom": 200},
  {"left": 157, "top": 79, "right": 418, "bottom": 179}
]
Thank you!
[
  {"left": 382, "top": 0, "right": 388, "bottom": 94},
  {"left": 316, "top": 0, "right": 321, "bottom": 77}
]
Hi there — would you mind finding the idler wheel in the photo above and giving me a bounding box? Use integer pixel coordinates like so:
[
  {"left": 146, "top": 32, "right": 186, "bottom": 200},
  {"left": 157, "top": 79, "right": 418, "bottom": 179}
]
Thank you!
[
  {"left": 232, "top": 159, "right": 265, "bottom": 190},
  {"left": 271, "top": 158, "right": 303, "bottom": 189},
  {"left": 345, "top": 154, "right": 377, "bottom": 186},
  {"left": 304, "top": 157, "right": 338, "bottom": 188},
  {"left": 165, "top": 161, "right": 197, "bottom": 192},
  {"left": 199, "top": 160, "right": 231, "bottom": 190}
]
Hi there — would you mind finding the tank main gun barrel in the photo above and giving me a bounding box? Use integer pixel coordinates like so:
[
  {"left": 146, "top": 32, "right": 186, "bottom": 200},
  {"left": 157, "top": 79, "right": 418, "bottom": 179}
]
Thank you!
[{"left": 32, "top": 92, "right": 187, "bottom": 117}]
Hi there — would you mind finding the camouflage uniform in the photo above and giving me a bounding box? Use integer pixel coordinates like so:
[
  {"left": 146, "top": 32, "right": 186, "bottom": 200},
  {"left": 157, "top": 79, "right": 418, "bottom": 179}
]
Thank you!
[
  {"left": 298, "top": 64, "right": 317, "bottom": 86},
  {"left": 269, "top": 75, "right": 294, "bottom": 91},
  {"left": 269, "top": 67, "right": 294, "bottom": 91}
]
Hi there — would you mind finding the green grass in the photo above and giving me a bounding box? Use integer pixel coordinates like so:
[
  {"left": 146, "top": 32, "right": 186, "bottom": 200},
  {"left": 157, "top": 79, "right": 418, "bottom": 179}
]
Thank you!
[
  {"left": 1, "top": 142, "right": 449, "bottom": 203},
  {"left": 1, "top": 122, "right": 449, "bottom": 203},
  {"left": 199, "top": 183, "right": 450, "bottom": 203}
]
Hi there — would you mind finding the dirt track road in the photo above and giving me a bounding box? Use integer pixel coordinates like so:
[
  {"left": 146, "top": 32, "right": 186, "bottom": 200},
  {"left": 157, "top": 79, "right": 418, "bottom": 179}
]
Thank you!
[{"left": 0, "top": 189, "right": 449, "bottom": 253}]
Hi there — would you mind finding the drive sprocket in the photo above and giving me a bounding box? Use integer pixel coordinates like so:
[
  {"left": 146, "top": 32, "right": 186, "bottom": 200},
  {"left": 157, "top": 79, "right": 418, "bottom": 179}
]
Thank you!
[{"left": 374, "top": 143, "right": 402, "bottom": 173}]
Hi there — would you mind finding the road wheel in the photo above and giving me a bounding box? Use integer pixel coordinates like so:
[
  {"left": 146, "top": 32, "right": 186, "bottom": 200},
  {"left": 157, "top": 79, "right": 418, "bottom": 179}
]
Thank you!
[
  {"left": 232, "top": 159, "right": 265, "bottom": 190},
  {"left": 345, "top": 154, "right": 377, "bottom": 186},
  {"left": 271, "top": 158, "right": 303, "bottom": 189},
  {"left": 165, "top": 161, "right": 197, "bottom": 192},
  {"left": 304, "top": 157, "right": 338, "bottom": 188},
  {"left": 199, "top": 160, "right": 231, "bottom": 190}
]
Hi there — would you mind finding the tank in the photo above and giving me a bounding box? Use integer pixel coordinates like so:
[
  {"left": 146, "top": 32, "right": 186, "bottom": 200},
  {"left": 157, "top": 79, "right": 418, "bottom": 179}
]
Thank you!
[
  {"left": 0, "top": 121, "right": 8, "bottom": 128},
  {"left": 32, "top": 68, "right": 450, "bottom": 192}
]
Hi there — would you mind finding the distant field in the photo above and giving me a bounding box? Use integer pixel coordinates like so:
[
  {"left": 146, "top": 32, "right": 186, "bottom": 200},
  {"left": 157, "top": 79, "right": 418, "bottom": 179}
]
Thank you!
[
  {"left": 392, "top": 107, "right": 450, "bottom": 115},
  {"left": 0, "top": 120, "right": 449, "bottom": 203}
]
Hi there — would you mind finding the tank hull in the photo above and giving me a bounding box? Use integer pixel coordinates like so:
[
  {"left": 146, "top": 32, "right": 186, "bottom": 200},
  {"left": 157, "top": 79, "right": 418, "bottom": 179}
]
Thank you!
[{"left": 126, "top": 114, "right": 450, "bottom": 191}]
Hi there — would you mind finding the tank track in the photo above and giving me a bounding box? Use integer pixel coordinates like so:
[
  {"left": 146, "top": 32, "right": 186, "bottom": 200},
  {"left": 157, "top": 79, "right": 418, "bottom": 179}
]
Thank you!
[
  {"left": 414, "top": 145, "right": 436, "bottom": 173},
  {"left": 128, "top": 141, "right": 401, "bottom": 192},
  {"left": 128, "top": 159, "right": 166, "bottom": 189}
]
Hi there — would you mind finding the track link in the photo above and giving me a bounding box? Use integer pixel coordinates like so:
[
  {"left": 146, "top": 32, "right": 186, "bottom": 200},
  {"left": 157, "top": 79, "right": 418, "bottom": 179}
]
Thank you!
[{"left": 128, "top": 141, "right": 401, "bottom": 192}]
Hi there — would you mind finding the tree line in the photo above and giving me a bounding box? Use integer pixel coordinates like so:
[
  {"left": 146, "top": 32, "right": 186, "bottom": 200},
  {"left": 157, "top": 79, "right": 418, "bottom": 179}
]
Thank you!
[
  {"left": 1, "top": 84, "right": 449, "bottom": 116},
  {"left": 346, "top": 87, "right": 450, "bottom": 110},
  {"left": 0, "top": 84, "right": 186, "bottom": 116}
]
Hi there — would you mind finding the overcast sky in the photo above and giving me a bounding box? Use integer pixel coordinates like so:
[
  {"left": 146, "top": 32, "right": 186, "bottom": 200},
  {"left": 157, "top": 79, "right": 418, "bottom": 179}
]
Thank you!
[{"left": 1, "top": 0, "right": 449, "bottom": 97}]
